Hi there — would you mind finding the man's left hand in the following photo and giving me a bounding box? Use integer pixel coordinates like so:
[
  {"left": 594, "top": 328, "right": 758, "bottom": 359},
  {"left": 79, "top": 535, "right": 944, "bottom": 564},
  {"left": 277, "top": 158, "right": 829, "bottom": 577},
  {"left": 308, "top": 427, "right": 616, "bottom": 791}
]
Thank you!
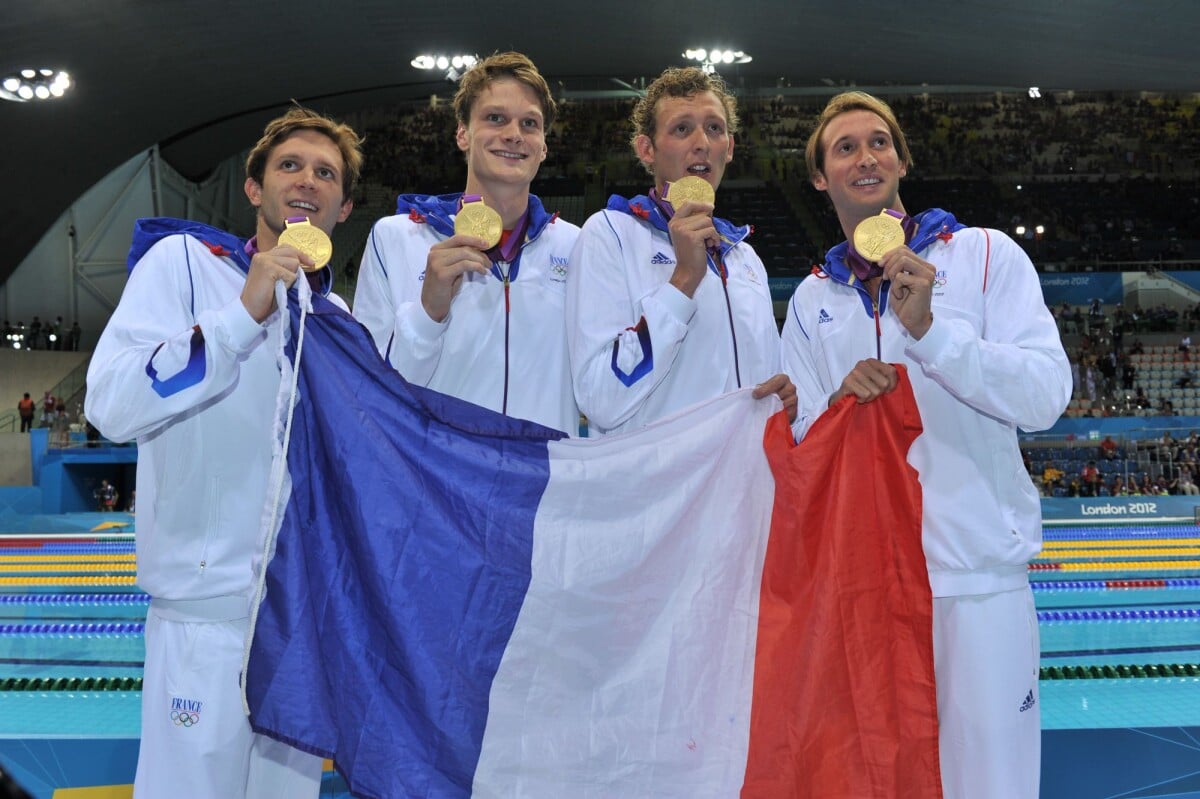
[{"left": 753, "top": 373, "right": 798, "bottom": 422}]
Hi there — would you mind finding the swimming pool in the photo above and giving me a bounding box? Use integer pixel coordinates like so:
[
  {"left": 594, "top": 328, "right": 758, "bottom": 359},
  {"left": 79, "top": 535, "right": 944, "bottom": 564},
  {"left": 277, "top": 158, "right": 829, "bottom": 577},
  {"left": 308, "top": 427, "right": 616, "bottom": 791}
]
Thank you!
[{"left": 2, "top": 521, "right": 1199, "bottom": 798}]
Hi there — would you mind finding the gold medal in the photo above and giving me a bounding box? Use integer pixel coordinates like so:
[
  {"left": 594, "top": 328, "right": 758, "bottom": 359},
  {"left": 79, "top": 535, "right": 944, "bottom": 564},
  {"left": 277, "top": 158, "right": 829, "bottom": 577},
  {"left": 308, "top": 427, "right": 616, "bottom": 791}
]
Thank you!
[
  {"left": 454, "top": 200, "right": 503, "bottom": 249},
  {"left": 278, "top": 218, "right": 333, "bottom": 272},
  {"left": 852, "top": 211, "right": 906, "bottom": 263},
  {"left": 666, "top": 175, "right": 716, "bottom": 209}
]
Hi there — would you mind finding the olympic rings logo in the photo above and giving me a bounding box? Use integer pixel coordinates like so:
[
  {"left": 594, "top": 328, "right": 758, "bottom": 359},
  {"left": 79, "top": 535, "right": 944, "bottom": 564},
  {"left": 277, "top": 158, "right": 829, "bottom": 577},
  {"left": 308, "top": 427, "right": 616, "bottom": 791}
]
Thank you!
[{"left": 170, "top": 710, "right": 200, "bottom": 727}]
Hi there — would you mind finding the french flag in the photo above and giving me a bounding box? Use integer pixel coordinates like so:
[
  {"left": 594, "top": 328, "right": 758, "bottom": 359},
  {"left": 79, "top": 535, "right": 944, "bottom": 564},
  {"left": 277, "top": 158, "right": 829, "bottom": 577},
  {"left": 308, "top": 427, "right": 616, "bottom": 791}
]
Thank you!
[{"left": 245, "top": 293, "right": 940, "bottom": 798}]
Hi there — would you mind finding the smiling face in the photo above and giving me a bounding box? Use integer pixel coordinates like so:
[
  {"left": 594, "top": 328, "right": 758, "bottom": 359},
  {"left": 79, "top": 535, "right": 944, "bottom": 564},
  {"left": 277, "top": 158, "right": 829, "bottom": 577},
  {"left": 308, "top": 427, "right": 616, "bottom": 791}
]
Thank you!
[
  {"left": 244, "top": 129, "right": 353, "bottom": 250},
  {"left": 635, "top": 91, "right": 734, "bottom": 194},
  {"left": 811, "top": 108, "right": 907, "bottom": 233},
  {"left": 456, "top": 77, "right": 548, "bottom": 193}
]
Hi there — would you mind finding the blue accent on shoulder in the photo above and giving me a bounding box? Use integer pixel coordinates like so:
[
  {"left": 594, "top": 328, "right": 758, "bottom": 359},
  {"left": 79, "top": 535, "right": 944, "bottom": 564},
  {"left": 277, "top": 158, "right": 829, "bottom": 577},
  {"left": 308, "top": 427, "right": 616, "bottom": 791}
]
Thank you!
[
  {"left": 128, "top": 218, "right": 249, "bottom": 275},
  {"left": 610, "top": 318, "right": 654, "bottom": 387},
  {"left": 605, "top": 194, "right": 751, "bottom": 257},
  {"left": 396, "top": 193, "right": 459, "bottom": 237},
  {"left": 819, "top": 207, "right": 966, "bottom": 318},
  {"left": 145, "top": 327, "right": 207, "bottom": 398},
  {"left": 396, "top": 192, "right": 559, "bottom": 247}
]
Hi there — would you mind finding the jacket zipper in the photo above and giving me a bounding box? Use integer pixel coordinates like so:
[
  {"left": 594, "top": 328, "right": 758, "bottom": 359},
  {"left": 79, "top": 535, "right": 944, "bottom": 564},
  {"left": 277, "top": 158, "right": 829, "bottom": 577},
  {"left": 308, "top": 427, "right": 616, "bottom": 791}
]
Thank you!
[
  {"left": 713, "top": 253, "right": 742, "bottom": 388},
  {"left": 502, "top": 268, "right": 511, "bottom": 414},
  {"left": 872, "top": 294, "right": 882, "bottom": 360}
]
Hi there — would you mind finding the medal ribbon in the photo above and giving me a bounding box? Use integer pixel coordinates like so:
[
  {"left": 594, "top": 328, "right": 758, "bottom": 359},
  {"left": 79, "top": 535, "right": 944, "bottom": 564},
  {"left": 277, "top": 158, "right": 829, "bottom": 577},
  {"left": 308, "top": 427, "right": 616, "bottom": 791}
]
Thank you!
[
  {"left": 648, "top": 185, "right": 724, "bottom": 277},
  {"left": 245, "top": 215, "right": 312, "bottom": 257},
  {"left": 459, "top": 195, "right": 531, "bottom": 272},
  {"left": 245, "top": 216, "right": 329, "bottom": 293},
  {"left": 845, "top": 209, "right": 918, "bottom": 281}
]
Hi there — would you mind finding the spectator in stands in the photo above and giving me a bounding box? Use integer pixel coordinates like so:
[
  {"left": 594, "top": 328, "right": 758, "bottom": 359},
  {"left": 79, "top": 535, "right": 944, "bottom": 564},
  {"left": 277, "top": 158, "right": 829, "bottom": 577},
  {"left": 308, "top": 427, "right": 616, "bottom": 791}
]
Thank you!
[
  {"left": 84, "top": 420, "right": 100, "bottom": 448},
  {"left": 85, "top": 106, "right": 362, "bottom": 799},
  {"left": 1173, "top": 465, "right": 1200, "bottom": 495},
  {"left": 1120, "top": 356, "right": 1136, "bottom": 390},
  {"left": 1087, "top": 299, "right": 1107, "bottom": 335},
  {"left": 1098, "top": 351, "right": 1117, "bottom": 395},
  {"left": 567, "top": 65, "right": 795, "bottom": 436},
  {"left": 1179, "top": 443, "right": 1198, "bottom": 469},
  {"left": 39, "top": 391, "right": 55, "bottom": 427},
  {"left": 1085, "top": 356, "right": 1100, "bottom": 403},
  {"left": 1042, "top": 462, "right": 1065, "bottom": 492},
  {"left": 1056, "top": 301, "right": 1071, "bottom": 332},
  {"left": 1160, "top": 431, "right": 1179, "bottom": 460},
  {"left": 353, "top": 52, "right": 582, "bottom": 435},
  {"left": 16, "top": 393, "right": 34, "bottom": 433},
  {"left": 50, "top": 407, "right": 70, "bottom": 448},
  {"left": 1110, "top": 475, "right": 1129, "bottom": 496},
  {"left": 1099, "top": 434, "right": 1119, "bottom": 460},
  {"left": 1081, "top": 460, "right": 1101, "bottom": 496},
  {"left": 1181, "top": 333, "right": 1192, "bottom": 363},
  {"left": 781, "top": 91, "right": 1070, "bottom": 799}
]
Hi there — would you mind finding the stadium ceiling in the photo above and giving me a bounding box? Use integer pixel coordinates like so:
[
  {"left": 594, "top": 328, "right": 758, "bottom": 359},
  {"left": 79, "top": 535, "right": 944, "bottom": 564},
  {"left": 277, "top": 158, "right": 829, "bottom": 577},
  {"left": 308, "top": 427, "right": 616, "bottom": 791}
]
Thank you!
[{"left": 2, "top": 0, "right": 1198, "bottom": 281}]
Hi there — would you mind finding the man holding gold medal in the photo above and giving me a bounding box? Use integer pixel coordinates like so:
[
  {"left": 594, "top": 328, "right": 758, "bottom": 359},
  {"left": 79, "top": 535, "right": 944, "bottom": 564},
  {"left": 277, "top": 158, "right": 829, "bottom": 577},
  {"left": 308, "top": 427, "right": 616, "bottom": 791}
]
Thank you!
[
  {"left": 353, "top": 52, "right": 581, "bottom": 435},
  {"left": 86, "top": 107, "right": 362, "bottom": 798},
  {"left": 781, "top": 91, "right": 1070, "bottom": 799},
  {"left": 567, "top": 67, "right": 795, "bottom": 436}
]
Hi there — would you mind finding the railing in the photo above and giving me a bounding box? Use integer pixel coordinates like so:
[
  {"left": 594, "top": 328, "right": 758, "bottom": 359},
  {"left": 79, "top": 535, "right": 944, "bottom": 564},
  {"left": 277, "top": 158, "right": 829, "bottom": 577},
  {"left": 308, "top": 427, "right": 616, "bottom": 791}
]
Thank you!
[
  {"left": 42, "top": 427, "right": 130, "bottom": 452},
  {"left": 49, "top": 358, "right": 90, "bottom": 418},
  {"left": 1022, "top": 426, "right": 1200, "bottom": 496}
]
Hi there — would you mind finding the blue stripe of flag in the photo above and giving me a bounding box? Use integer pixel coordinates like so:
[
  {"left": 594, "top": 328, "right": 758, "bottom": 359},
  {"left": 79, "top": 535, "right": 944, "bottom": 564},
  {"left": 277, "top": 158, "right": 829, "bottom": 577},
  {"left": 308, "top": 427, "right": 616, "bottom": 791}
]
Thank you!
[{"left": 246, "top": 294, "right": 565, "bottom": 799}]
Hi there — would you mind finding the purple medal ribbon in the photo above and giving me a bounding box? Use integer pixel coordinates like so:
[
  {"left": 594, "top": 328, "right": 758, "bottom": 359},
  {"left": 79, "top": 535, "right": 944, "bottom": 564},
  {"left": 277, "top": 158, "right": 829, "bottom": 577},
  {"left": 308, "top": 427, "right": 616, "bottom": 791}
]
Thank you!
[
  {"left": 647, "top": 185, "right": 679, "bottom": 221},
  {"left": 244, "top": 215, "right": 310, "bottom": 257},
  {"left": 244, "top": 215, "right": 327, "bottom": 291},
  {"left": 845, "top": 209, "right": 918, "bottom": 282},
  {"left": 648, "top": 185, "right": 724, "bottom": 270}
]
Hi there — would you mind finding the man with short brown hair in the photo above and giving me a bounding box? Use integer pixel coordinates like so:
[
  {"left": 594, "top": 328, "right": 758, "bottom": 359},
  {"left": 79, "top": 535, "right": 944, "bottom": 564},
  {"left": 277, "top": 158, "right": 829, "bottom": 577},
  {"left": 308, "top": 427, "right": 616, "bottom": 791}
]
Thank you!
[
  {"left": 354, "top": 52, "right": 581, "bottom": 434},
  {"left": 87, "top": 105, "right": 363, "bottom": 799},
  {"left": 567, "top": 66, "right": 794, "bottom": 436}
]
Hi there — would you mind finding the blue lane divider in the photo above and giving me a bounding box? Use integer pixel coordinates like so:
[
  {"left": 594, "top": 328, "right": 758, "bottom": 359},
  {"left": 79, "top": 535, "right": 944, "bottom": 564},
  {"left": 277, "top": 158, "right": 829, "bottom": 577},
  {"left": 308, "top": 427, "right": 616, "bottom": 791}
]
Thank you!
[
  {"left": 1044, "top": 525, "right": 1200, "bottom": 540},
  {"left": 1038, "top": 608, "right": 1200, "bottom": 623},
  {"left": 0, "top": 594, "right": 149, "bottom": 605},
  {"left": 0, "top": 623, "right": 144, "bottom": 635},
  {"left": 1033, "top": 579, "right": 1200, "bottom": 590},
  {"left": 0, "top": 547, "right": 136, "bottom": 555}
]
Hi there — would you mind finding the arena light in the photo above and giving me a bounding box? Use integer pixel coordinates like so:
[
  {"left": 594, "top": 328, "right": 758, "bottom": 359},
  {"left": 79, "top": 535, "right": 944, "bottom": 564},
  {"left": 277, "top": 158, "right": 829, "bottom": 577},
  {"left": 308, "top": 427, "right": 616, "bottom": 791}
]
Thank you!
[
  {"left": 411, "top": 53, "right": 478, "bottom": 83},
  {"left": 0, "top": 68, "right": 71, "bottom": 103},
  {"left": 682, "top": 47, "right": 752, "bottom": 75}
]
